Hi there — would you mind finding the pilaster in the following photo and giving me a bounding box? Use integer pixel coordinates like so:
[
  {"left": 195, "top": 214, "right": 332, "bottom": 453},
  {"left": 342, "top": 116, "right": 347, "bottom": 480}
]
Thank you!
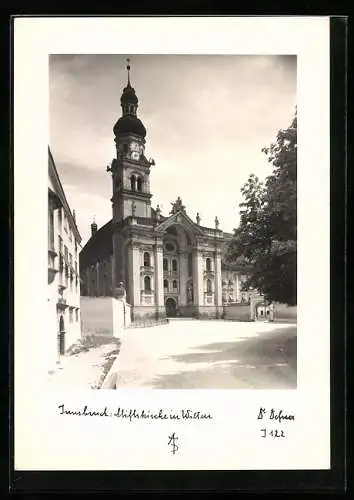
[
  {"left": 154, "top": 243, "right": 164, "bottom": 307},
  {"left": 215, "top": 247, "right": 223, "bottom": 307},
  {"left": 193, "top": 247, "right": 204, "bottom": 306},
  {"left": 179, "top": 252, "right": 188, "bottom": 306},
  {"left": 128, "top": 243, "right": 141, "bottom": 306}
]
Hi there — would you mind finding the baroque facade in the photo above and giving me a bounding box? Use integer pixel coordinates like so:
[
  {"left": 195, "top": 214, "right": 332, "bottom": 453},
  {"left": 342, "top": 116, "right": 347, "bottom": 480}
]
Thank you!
[
  {"left": 80, "top": 64, "right": 253, "bottom": 321},
  {"left": 48, "top": 148, "right": 82, "bottom": 368}
]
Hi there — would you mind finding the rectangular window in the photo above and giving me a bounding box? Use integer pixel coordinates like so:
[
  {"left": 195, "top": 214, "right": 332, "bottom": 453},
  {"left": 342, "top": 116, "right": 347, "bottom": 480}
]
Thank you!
[
  {"left": 75, "top": 309, "right": 79, "bottom": 322},
  {"left": 69, "top": 308, "right": 73, "bottom": 323},
  {"left": 64, "top": 245, "right": 68, "bottom": 261},
  {"left": 69, "top": 253, "right": 73, "bottom": 266}
]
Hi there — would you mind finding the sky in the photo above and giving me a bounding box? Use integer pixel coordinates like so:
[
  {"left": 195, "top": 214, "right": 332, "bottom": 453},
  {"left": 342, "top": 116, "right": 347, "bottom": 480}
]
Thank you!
[{"left": 49, "top": 54, "right": 296, "bottom": 247}]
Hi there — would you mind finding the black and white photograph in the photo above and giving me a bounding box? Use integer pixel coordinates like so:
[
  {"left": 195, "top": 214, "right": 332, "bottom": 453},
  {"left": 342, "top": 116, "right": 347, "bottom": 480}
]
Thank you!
[
  {"left": 14, "top": 16, "right": 331, "bottom": 473},
  {"left": 48, "top": 54, "right": 297, "bottom": 390}
]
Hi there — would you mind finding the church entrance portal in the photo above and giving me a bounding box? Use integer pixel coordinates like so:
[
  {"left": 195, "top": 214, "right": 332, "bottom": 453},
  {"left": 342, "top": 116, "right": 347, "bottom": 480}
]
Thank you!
[{"left": 165, "top": 298, "right": 177, "bottom": 317}]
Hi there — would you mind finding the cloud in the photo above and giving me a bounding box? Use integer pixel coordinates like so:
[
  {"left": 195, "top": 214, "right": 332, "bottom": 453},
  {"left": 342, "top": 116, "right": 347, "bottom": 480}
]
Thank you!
[{"left": 50, "top": 54, "right": 296, "bottom": 245}]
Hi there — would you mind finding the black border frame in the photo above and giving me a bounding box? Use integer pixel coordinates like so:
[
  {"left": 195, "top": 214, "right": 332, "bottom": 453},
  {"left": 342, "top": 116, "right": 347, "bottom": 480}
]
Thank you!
[{"left": 7, "top": 14, "right": 348, "bottom": 494}]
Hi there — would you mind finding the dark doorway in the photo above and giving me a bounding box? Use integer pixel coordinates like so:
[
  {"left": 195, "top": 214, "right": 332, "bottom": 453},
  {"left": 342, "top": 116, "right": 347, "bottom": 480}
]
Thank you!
[
  {"left": 59, "top": 315, "right": 65, "bottom": 355},
  {"left": 165, "top": 298, "right": 177, "bottom": 317}
]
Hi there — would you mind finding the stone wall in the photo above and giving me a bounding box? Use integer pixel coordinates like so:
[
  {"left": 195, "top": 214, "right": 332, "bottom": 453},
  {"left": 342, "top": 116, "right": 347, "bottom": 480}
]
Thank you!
[
  {"left": 223, "top": 303, "right": 251, "bottom": 321},
  {"left": 195, "top": 306, "right": 224, "bottom": 319},
  {"left": 274, "top": 303, "right": 297, "bottom": 323},
  {"left": 80, "top": 296, "right": 129, "bottom": 337},
  {"left": 131, "top": 305, "right": 167, "bottom": 324}
]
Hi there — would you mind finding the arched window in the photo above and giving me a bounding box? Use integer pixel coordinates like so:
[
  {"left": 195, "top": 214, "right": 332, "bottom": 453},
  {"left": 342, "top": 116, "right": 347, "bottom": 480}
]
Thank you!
[
  {"left": 206, "top": 258, "right": 211, "bottom": 271},
  {"left": 144, "top": 276, "right": 151, "bottom": 292},
  {"left": 163, "top": 279, "right": 168, "bottom": 290},
  {"left": 163, "top": 258, "right": 168, "bottom": 271},
  {"left": 206, "top": 279, "right": 212, "bottom": 294},
  {"left": 130, "top": 175, "right": 136, "bottom": 191},
  {"left": 172, "top": 259, "right": 177, "bottom": 272},
  {"left": 137, "top": 177, "right": 142, "bottom": 192},
  {"left": 143, "top": 252, "right": 150, "bottom": 267},
  {"left": 173, "top": 280, "right": 178, "bottom": 290}
]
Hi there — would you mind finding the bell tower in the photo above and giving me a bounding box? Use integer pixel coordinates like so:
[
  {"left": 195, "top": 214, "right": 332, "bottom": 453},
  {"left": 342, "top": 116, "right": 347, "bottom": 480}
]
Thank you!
[{"left": 108, "top": 59, "right": 154, "bottom": 223}]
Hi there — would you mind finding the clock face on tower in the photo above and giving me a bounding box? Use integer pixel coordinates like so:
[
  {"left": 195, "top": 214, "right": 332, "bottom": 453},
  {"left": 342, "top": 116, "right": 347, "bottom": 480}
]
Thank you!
[
  {"left": 131, "top": 151, "right": 140, "bottom": 161},
  {"left": 130, "top": 141, "right": 139, "bottom": 152}
]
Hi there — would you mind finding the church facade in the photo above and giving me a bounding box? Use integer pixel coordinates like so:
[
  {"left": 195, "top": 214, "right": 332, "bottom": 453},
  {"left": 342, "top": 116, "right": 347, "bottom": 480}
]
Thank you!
[{"left": 80, "top": 64, "right": 253, "bottom": 322}]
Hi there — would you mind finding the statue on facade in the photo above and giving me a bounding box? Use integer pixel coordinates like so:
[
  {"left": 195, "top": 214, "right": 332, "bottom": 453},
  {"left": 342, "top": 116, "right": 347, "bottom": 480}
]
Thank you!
[
  {"left": 187, "top": 283, "right": 194, "bottom": 303},
  {"left": 215, "top": 216, "right": 219, "bottom": 229},
  {"left": 155, "top": 204, "right": 161, "bottom": 221},
  {"left": 131, "top": 201, "right": 136, "bottom": 217},
  {"left": 170, "top": 196, "right": 186, "bottom": 215},
  {"left": 115, "top": 281, "right": 126, "bottom": 300},
  {"left": 196, "top": 213, "right": 201, "bottom": 225}
]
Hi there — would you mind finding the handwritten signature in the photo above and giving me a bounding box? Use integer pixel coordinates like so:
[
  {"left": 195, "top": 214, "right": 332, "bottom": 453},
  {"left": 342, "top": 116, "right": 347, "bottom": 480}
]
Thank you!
[
  {"left": 257, "top": 407, "right": 295, "bottom": 423},
  {"left": 168, "top": 433, "right": 179, "bottom": 454}
]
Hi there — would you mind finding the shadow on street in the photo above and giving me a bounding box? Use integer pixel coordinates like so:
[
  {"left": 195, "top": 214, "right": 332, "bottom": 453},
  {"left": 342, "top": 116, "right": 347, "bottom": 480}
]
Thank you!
[{"left": 144, "top": 326, "right": 297, "bottom": 390}]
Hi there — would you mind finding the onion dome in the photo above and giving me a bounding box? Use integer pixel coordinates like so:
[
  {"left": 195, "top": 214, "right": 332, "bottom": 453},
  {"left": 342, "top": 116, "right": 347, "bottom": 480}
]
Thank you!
[
  {"left": 113, "top": 115, "right": 146, "bottom": 138},
  {"left": 120, "top": 82, "right": 138, "bottom": 105},
  {"left": 113, "top": 58, "right": 147, "bottom": 139}
]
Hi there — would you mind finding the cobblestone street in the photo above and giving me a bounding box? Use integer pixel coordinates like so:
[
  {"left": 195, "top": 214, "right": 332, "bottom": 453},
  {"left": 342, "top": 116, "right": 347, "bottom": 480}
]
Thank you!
[{"left": 104, "top": 319, "right": 297, "bottom": 390}]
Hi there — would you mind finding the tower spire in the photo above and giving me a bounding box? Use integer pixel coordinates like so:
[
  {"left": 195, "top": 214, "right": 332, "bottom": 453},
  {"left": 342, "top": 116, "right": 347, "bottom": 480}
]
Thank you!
[
  {"left": 126, "top": 58, "right": 131, "bottom": 86},
  {"left": 91, "top": 215, "right": 98, "bottom": 237}
]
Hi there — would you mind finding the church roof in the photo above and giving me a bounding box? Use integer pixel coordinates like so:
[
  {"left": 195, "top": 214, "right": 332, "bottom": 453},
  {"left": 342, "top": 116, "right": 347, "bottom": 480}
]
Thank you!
[{"left": 79, "top": 219, "right": 113, "bottom": 271}]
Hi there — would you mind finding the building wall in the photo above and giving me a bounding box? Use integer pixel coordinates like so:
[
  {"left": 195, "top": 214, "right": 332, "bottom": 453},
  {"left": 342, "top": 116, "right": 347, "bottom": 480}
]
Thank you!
[
  {"left": 47, "top": 284, "right": 59, "bottom": 370},
  {"left": 274, "top": 303, "right": 297, "bottom": 322},
  {"left": 80, "top": 221, "right": 258, "bottom": 322},
  {"left": 123, "top": 197, "right": 151, "bottom": 218},
  {"left": 55, "top": 205, "right": 81, "bottom": 351},
  {"left": 223, "top": 303, "right": 251, "bottom": 321},
  {"left": 48, "top": 165, "right": 82, "bottom": 373},
  {"left": 83, "top": 255, "right": 113, "bottom": 297},
  {"left": 81, "top": 296, "right": 128, "bottom": 336}
]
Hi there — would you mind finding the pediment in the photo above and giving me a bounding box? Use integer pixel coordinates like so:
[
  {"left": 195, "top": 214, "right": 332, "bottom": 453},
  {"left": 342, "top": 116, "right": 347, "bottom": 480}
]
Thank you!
[{"left": 154, "top": 210, "right": 204, "bottom": 236}]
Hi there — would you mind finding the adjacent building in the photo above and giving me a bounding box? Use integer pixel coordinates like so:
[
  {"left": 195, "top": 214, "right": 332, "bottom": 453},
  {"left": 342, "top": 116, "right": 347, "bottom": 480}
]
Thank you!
[
  {"left": 48, "top": 148, "right": 82, "bottom": 370},
  {"left": 80, "top": 63, "right": 254, "bottom": 322}
]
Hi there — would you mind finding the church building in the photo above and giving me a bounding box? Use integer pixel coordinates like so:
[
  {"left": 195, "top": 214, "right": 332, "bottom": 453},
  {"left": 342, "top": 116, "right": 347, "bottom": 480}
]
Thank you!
[{"left": 80, "top": 62, "right": 252, "bottom": 322}]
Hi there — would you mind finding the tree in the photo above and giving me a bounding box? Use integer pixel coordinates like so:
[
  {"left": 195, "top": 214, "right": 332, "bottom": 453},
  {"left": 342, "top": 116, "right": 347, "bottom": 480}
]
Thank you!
[{"left": 226, "top": 113, "right": 297, "bottom": 305}]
